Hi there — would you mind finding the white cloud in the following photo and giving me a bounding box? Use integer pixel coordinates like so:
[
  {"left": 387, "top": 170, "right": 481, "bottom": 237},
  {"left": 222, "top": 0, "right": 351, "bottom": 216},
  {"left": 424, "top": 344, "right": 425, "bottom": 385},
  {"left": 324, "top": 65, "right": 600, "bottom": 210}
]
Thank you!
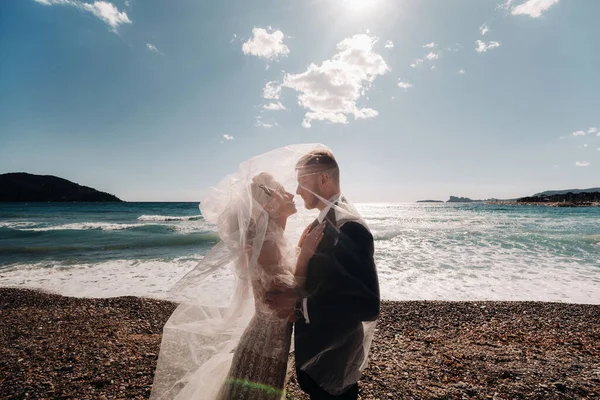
[
  {"left": 480, "top": 24, "right": 490, "bottom": 35},
  {"left": 146, "top": 43, "right": 159, "bottom": 53},
  {"left": 282, "top": 34, "right": 389, "bottom": 128},
  {"left": 459, "top": 68, "right": 466, "bottom": 74},
  {"left": 575, "top": 161, "right": 590, "bottom": 167},
  {"left": 475, "top": 40, "right": 501, "bottom": 52},
  {"left": 588, "top": 127, "right": 598, "bottom": 134},
  {"left": 242, "top": 27, "right": 290, "bottom": 61},
  {"left": 425, "top": 52, "right": 439, "bottom": 60},
  {"left": 423, "top": 42, "right": 436, "bottom": 48},
  {"left": 398, "top": 79, "right": 413, "bottom": 90},
  {"left": 446, "top": 43, "right": 463, "bottom": 52},
  {"left": 430, "top": 65, "right": 436, "bottom": 70},
  {"left": 511, "top": 0, "right": 560, "bottom": 18},
  {"left": 572, "top": 130, "right": 586, "bottom": 136},
  {"left": 263, "top": 102, "right": 286, "bottom": 111},
  {"left": 230, "top": 33, "right": 238, "bottom": 43},
  {"left": 410, "top": 59, "right": 424, "bottom": 68},
  {"left": 497, "top": 0, "right": 514, "bottom": 10},
  {"left": 263, "top": 81, "right": 282, "bottom": 100},
  {"left": 597, "top": 147, "right": 600, "bottom": 151},
  {"left": 385, "top": 40, "right": 394, "bottom": 48},
  {"left": 223, "top": 134, "right": 234, "bottom": 141},
  {"left": 255, "top": 118, "right": 278, "bottom": 128},
  {"left": 33, "top": 0, "right": 131, "bottom": 31},
  {"left": 81, "top": 1, "right": 131, "bottom": 30},
  {"left": 124, "top": 0, "right": 129, "bottom": 6}
]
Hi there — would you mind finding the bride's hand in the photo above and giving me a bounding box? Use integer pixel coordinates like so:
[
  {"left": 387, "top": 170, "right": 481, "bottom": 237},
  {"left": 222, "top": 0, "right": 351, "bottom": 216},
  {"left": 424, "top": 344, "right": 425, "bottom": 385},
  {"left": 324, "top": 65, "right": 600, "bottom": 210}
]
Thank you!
[
  {"left": 295, "top": 223, "right": 325, "bottom": 285},
  {"left": 299, "top": 222, "right": 325, "bottom": 261},
  {"left": 297, "top": 224, "right": 311, "bottom": 248}
]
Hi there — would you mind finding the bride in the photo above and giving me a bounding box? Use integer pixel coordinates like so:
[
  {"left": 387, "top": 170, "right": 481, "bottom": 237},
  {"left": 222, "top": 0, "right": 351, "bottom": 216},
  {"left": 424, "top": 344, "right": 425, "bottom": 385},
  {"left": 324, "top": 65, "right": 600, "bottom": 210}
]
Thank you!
[
  {"left": 150, "top": 145, "right": 326, "bottom": 400},
  {"left": 215, "top": 172, "right": 324, "bottom": 399}
]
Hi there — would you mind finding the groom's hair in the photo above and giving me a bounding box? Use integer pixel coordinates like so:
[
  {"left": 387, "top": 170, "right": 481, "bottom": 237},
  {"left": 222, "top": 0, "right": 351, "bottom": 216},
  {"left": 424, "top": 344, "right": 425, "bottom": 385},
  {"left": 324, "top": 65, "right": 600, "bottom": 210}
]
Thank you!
[{"left": 296, "top": 149, "right": 340, "bottom": 185}]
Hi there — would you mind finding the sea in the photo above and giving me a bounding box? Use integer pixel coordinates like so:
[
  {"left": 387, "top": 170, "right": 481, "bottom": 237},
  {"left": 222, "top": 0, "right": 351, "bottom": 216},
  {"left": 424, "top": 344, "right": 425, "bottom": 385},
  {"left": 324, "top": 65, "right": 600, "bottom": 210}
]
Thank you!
[{"left": 1, "top": 202, "right": 599, "bottom": 304}]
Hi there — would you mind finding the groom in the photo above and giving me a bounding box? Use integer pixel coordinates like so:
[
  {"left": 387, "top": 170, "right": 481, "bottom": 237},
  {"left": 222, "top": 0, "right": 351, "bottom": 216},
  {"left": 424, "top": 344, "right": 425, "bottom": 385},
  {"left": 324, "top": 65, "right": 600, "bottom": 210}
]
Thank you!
[{"left": 268, "top": 149, "right": 380, "bottom": 400}]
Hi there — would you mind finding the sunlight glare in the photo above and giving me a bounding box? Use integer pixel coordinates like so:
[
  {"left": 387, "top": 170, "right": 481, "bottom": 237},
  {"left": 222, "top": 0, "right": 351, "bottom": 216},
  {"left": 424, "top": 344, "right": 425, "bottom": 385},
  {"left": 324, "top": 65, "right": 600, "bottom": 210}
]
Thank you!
[{"left": 342, "top": 0, "right": 381, "bottom": 14}]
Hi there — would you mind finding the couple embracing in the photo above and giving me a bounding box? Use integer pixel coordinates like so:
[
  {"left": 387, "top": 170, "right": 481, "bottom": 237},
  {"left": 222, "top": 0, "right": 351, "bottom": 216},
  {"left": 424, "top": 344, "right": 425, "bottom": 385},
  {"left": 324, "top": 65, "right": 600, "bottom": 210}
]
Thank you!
[{"left": 151, "top": 144, "right": 380, "bottom": 400}]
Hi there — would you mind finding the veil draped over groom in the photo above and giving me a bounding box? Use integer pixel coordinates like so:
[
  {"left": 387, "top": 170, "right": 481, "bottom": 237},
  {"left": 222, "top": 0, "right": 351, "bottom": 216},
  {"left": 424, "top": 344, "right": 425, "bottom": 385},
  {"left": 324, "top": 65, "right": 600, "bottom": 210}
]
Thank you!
[{"left": 150, "top": 144, "right": 378, "bottom": 399}]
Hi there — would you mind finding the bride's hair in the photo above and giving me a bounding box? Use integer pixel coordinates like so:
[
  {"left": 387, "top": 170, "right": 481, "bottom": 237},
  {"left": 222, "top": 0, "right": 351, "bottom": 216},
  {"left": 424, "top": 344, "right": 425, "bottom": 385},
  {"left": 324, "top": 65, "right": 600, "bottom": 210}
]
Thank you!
[
  {"left": 249, "top": 172, "right": 278, "bottom": 211},
  {"left": 220, "top": 173, "right": 281, "bottom": 247},
  {"left": 296, "top": 149, "right": 340, "bottom": 185}
]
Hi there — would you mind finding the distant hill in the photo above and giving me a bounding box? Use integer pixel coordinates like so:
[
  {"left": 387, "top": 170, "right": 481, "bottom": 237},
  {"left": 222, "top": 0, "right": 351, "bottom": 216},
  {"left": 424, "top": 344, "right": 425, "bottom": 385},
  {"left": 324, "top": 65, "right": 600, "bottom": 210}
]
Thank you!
[
  {"left": 0, "top": 173, "right": 123, "bottom": 202},
  {"left": 417, "top": 200, "right": 444, "bottom": 203},
  {"left": 518, "top": 191, "right": 600, "bottom": 204},
  {"left": 533, "top": 187, "right": 600, "bottom": 197},
  {"left": 447, "top": 196, "right": 478, "bottom": 203}
]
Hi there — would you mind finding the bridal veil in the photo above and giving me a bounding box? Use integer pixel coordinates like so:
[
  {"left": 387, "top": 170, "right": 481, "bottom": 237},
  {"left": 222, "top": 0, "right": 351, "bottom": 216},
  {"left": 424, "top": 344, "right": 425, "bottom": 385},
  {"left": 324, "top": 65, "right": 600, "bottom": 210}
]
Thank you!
[{"left": 150, "top": 144, "right": 377, "bottom": 399}]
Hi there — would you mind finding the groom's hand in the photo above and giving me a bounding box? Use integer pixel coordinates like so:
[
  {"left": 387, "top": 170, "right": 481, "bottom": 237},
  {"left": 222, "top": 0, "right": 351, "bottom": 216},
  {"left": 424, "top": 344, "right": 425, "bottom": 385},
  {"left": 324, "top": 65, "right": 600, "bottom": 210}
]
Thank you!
[{"left": 265, "top": 286, "right": 297, "bottom": 321}]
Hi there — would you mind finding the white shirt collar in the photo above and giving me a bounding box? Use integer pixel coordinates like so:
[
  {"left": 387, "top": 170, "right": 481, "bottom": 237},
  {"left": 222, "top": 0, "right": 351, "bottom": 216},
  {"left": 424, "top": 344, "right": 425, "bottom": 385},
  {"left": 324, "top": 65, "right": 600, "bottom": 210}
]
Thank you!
[{"left": 317, "top": 193, "right": 341, "bottom": 223}]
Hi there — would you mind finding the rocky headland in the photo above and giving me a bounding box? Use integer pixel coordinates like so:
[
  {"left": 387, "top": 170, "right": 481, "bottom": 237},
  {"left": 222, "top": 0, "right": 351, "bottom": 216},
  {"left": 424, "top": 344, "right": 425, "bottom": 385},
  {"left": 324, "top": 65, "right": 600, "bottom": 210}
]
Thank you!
[
  {"left": 488, "top": 191, "right": 600, "bottom": 207},
  {"left": 0, "top": 173, "right": 122, "bottom": 202}
]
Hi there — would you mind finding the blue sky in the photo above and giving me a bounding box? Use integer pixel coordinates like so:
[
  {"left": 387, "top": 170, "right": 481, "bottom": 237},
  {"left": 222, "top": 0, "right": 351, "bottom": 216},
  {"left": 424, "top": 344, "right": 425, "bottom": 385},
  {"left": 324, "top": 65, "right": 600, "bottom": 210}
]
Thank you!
[{"left": 1, "top": 0, "right": 599, "bottom": 202}]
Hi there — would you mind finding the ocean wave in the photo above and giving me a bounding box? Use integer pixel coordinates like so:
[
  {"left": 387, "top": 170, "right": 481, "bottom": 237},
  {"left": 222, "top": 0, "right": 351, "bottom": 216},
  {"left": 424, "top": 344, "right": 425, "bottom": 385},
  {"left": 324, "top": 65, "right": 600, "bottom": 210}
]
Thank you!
[
  {"left": 371, "top": 230, "right": 401, "bottom": 241},
  {"left": 0, "top": 221, "right": 37, "bottom": 229},
  {"left": 0, "top": 222, "right": 215, "bottom": 239},
  {"left": 22, "top": 222, "right": 141, "bottom": 231},
  {"left": 0, "top": 232, "right": 220, "bottom": 257},
  {"left": 137, "top": 214, "right": 202, "bottom": 222},
  {"left": 582, "top": 235, "right": 600, "bottom": 244}
]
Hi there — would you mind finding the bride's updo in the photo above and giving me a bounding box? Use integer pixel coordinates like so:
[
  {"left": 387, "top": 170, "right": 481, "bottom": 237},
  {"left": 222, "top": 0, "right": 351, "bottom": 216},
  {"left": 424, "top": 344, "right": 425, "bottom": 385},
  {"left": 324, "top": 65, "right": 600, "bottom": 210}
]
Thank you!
[
  {"left": 248, "top": 172, "right": 282, "bottom": 236},
  {"left": 250, "top": 172, "right": 278, "bottom": 211},
  {"left": 218, "top": 173, "right": 280, "bottom": 249}
]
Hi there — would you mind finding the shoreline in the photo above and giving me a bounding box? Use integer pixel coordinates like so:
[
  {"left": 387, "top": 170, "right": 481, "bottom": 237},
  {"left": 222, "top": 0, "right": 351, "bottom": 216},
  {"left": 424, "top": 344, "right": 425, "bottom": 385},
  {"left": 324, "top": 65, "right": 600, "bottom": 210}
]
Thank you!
[{"left": 1, "top": 288, "right": 599, "bottom": 399}]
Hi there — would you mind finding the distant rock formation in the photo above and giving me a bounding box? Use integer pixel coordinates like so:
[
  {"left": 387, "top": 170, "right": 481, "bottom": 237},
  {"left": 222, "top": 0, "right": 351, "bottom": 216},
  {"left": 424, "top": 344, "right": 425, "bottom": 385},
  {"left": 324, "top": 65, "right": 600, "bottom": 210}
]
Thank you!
[
  {"left": 518, "top": 191, "right": 600, "bottom": 205},
  {"left": 417, "top": 200, "right": 444, "bottom": 203},
  {"left": 0, "top": 173, "right": 123, "bottom": 202},
  {"left": 447, "top": 196, "right": 476, "bottom": 203}
]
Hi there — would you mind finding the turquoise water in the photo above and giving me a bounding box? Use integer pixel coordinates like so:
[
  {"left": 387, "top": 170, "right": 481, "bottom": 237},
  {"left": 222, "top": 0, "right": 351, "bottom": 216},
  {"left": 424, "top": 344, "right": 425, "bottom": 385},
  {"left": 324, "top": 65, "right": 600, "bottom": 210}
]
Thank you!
[{"left": 1, "top": 202, "right": 599, "bottom": 303}]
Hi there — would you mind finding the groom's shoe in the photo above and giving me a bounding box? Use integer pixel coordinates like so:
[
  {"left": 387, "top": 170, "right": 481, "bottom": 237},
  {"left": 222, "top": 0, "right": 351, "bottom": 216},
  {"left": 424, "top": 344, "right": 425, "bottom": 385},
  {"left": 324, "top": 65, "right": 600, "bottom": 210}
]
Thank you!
[{"left": 296, "top": 369, "right": 358, "bottom": 400}]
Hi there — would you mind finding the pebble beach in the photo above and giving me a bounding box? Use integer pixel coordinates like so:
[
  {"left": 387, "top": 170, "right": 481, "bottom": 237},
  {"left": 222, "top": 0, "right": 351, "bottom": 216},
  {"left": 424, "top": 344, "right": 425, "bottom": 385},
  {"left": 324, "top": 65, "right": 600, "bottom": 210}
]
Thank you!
[{"left": 1, "top": 288, "right": 598, "bottom": 399}]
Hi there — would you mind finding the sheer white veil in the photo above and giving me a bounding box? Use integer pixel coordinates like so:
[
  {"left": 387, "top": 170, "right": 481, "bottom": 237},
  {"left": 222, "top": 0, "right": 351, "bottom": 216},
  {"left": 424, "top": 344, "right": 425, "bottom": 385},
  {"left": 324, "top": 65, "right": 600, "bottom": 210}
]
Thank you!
[{"left": 150, "top": 144, "right": 378, "bottom": 399}]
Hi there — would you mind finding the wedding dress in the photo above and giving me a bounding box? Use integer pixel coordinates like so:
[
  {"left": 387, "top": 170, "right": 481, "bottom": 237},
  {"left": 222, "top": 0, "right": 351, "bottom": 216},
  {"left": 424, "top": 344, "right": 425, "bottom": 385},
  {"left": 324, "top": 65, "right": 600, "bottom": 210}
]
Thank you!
[{"left": 215, "top": 246, "right": 293, "bottom": 400}]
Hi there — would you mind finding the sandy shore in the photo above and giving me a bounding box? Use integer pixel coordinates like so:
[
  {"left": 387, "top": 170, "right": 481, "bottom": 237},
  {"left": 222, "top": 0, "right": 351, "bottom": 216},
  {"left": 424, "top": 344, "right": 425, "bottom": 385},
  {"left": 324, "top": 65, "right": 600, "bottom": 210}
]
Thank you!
[{"left": 1, "top": 288, "right": 598, "bottom": 399}]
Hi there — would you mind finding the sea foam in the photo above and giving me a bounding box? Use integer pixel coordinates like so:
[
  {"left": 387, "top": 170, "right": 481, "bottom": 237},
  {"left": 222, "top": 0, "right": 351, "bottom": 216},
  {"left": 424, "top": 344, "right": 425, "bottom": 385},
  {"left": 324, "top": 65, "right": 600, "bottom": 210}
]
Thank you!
[{"left": 138, "top": 215, "right": 203, "bottom": 222}]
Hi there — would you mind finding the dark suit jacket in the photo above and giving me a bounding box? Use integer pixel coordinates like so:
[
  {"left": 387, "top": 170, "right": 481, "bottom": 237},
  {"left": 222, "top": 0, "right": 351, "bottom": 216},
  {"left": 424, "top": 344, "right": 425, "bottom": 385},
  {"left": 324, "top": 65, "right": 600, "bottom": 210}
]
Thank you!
[{"left": 294, "top": 206, "right": 380, "bottom": 395}]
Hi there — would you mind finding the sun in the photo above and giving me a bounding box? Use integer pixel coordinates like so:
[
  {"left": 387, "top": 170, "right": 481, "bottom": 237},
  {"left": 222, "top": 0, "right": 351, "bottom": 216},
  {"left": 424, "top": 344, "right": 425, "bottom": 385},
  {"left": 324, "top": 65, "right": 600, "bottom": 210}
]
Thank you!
[{"left": 342, "top": 0, "right": 381, "bottom": 13}]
